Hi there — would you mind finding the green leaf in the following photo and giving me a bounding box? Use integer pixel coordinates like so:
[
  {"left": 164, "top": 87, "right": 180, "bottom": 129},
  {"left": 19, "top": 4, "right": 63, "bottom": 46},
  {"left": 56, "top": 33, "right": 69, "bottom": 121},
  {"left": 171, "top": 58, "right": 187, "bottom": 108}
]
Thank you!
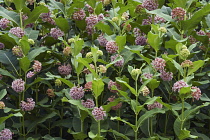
[
  {"left": 0, "top": 114, "right": 14, "bottom": 124},
  {"left": 0, "top": 89, "right": 7, "bottom": 100},
  {"left": 20, "top": 39, "right": 30, "bottom": 55},
  {"left": 147, "top": 32, "right": 161, "bottom": 52},
  {"left": 0, "top": 34, "right": 16, "bottom": 49},
  {"left": 49, "top": 0, "right": 66, "bottom": 16},
  {"left": 106, "top": 55, "right": 123, "bottom": 68},
  {"left": 101, "top": 129, "right": 130, "bottom": 140},
  {"left": 103, "top": 98, "right": 121, "bottom": 112},
  {"left": 148, "top": 79, "right": 160, "bottom": 91},
  {"left": 13, "top": 0, "right": 25, "bottom": 11},
  {"left": 69, "top": 131, "right": 87, "bottom": 140},
  {"left": 28, "top": 47, "right": 48, "bottom": 61},
  {"left": 24, "top": 5, "right": 49, "bottom": 26},
  {"left": 116, "top": 77, "right": 137, "bottom": 96},
  {"left": 137, "top": 108, "right": 165, "bottom": 129},
  {"left": 77, "top": 57, "right": 97, "bottom": 77},
  {"left": 116, "top": 35, "right": 126, "bottom": 52},
  {"left": 58, "top": 78, "right": 74, "bottom": 88},
  {"left": 146, "top": 9, "right": 173, "bottom": 22},
  {"left": 181, "top": 4, "right": 210, "bottom": 31},
  {"left": 0, "top": 7, "right": 20, "bottom": 26},
  {"left": 73, "top": 40, "right": 84, "bottom": 56},
  {"left": 25, "top": 28, "right": 39, "bottom": 40},
  {"left": 55, "top": 17, "right": 69, "bottom": 33},
  {"left": 92, "top": 79, "right": 104, "bottom": 98},
  {"left": 110, "top": 116, "right": 136, "bottom": 130},
  {"left": 95, "top": 22, "right": 113, "bottom": 35},
  {"left": 19, "top": 57, "right": 30, "bottom": 73},
  {"left": 0, "top": 68, "right": 15, "bottom": 79},
  {"left": 187, "top": 60, "right": 204, "bottom": 76},
  {"left": 174, "top": 0, "right": 187, "bottom": 8}
]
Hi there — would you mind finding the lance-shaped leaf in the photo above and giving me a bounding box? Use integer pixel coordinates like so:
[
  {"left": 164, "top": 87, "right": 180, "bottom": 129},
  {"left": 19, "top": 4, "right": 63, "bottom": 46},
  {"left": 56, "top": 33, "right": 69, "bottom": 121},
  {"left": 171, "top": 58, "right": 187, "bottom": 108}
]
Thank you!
[
  {"left": 55, "top": 17, "right": 70, "bottom": 33},
  {"left": 111, "top": 116, "right": 136, "bottom": 130},
  {"left": 147, "top": 32, "right": 161, "bottom": 52},
  {"left": 28, "top": 47, "right": 48, "bottom": 61},
  {"left": 58, "top": 78, "right": 74, "bottom": 88},
  {"left": 77, "top": 57, "right": 97, "bottom": 77},
  {"left": 116, "top": 77, "right": 137, "bottom": 96},
  {"left": 116, "top": 35, "right": 126, "bottom": 52},
  {"left": 92, "top": 79, "right": 104, "bottom": 98},
  {"left": 187, "top": 60, "right": 204, "bottom": 76},
  {"left": 19, "top": 57, "right": 30, "bottom": 73},
  {"left": 0, "top": 68, "right": 15, "bottom": 79},
  {"left": 49, "top": 0, "right": 66, "bottom": 16},
  {"left": 0, "top": 7, "right": 20, "bottom": 26},
  {"left": 13, "top": 0, "right": 25, "bottom": 11},
  {"left": 0, "top": 89, "right": 7, "bottom": 100}
]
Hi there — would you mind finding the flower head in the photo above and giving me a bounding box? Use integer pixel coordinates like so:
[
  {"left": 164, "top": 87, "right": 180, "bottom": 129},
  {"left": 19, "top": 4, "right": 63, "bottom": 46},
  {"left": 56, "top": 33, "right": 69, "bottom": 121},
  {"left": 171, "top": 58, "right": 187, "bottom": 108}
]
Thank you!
[
  {"left": 58, "top": 64, "right": 72, "bottom": 75},
  {"left": 70, "top": 86, "right": 85, "bottom": 100},
  {"left": 12, "top": 46, "right": 23, "bottom": 57},
  {"left": 142, "top": 0, "right": 159, "bottom": 11},
  {"left": 83, "top": 64, "right": 95, "bottom": 74},
  {"left": 9, "top": 27, "right": 25, "bottom": 38},
  {"left": 0, "top": 128, "right": 12, "bottom": 140},
  {"left": 82, "top": 99, "right": 95, "bottom": 108},
  {"left": 135, "top": 36, "right": 147, "bottom": 46},
  {"left": 191, "top": 86, "right": 201, "bottom": 101},
  {"left": 111, "top": 54, "right": 124, "bottom": 67},
  {"left": 108, "top": 80, "right": 121, "bottom": 93},
  {"left": 63, "top": 46, "right": 71, "bottom": 56},
  {"left": 46, "top": 89, "right": 55, "bottom": 98},
  {"left": 181, "top": 60, "right": 193, "bottom": 68},
  {"left": 141, "top": 86, "right": 150, "bottom": 96},
  {"left": 172, "top": 80, "right": 188, "bottom": 92},
  {"left": 151, "top": 58, "right": 166, "bottom": 71},
  {"left": 97, "top": 34, "right": 108, "bottom": 47},
  {"left": 12, "top": 79, "right": 25, "bottom": 93},
  {"left": 106, "top": 41, "right": 119, "bottom": 54},
  {"left": 171, "top": 7, "right": 186, "bottom": 21},
  {"left": 85, "top": 14, "right": 98, "bottom": 35},
  {"left": 20, "top": 98, "right": 35, "bottom": 111},
  {"left": 92, "top": 106, "right": 106, "bottom": 120},
  {"left": 73, "top": 9, "right": 86, "bottom": 20},
  {"left": 26, "top": 71, "right": 35, "bottom": 78},
  {"left": 40, "top": 12, "right": 55, "bottom": 25},
  {"left": 0, "top": 101, "right": 5, "bottom": 109},
  {"left": 147, "top": 101, "right": 163, "bottom": 110},
  {"left": 84, "top": 81, "right": 92, "bottom": 91},
  {"left": 160, "top": 70, "right": 173, "bottom": 81},
  {"left": 50, "top": 28, "right": 64, "bottom": 39},
  {"left": 0, "top": 42, "right": 5, "bottom": 50},
  {"left": 33, "top": 60, "right": 42, "bottom": 72},
  {"left": 0, "top": 18, "right": 10, "bottom": 29}
]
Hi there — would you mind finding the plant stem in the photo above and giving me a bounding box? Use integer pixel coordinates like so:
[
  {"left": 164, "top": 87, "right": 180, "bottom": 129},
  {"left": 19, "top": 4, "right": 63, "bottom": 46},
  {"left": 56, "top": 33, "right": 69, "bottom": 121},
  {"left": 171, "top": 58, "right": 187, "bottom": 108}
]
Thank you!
[
  {"left": 98, "top": 120, "right": 101, "bottom": 136},
  {"left": 181, "top": 99, "right": 185, "bottom": 130},
  {"left": 135, "top": 79, "right": 138, "bottom": 140}
]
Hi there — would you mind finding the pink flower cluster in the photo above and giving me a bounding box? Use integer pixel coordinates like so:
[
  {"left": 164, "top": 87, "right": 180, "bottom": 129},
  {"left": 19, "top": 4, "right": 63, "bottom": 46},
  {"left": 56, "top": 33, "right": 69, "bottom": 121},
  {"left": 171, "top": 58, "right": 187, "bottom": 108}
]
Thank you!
[
  {"left": 12, "top": 46, "right": 23, "bottom": 57},
  {"left": 172, "top": 80, "right": 188, "bottom": 92},
  {"left": 70, "top": 86, "right": 85, "bottom": 100},
  {"left": 108, "top": 80, "right": 121, "bottom": 93},
  {"left": 27, "top": 71, "right": 35, "bottom": 78},
  {"left": 106, "top": 41, "right": 119, "bottom": 54},
  {"left": 107, "top": 96, "right": 122, "bottom": 110},
  {"left": 160, "top": 70, "right": 173, "bottom": 81},
  {"left": 72, "top": 9, "right": 86, "bottom": 20},
  {"left": 191, "top": 86, "right": 202, "bottom": 101},
  {"left": 9, "top": 27, "right": 25, "bottom": 38},
  {"left": 151, "top": 58, "right": 166, "bottom": 71},
  {"left": 50, "top": 28, "right": 64, "bottom": 39},
  {"left": 171, "top": 7, "right": 186, "bottom": 21},
  {"left": 84, "top": 81, "right": 92, "bottom": 91},
  {"left": 142, "top": 0, "right": 159, "bottom": 11},
  {"left": 0, "top": 42, "right": 4, "bottom": 49},
  {"left": 83, "top": 64, "right": 95, "bottom": 74},
  {"left": 110, "top": 54, "right": 124, "bottom": 67},
  {"left": 12, "top": 79, "right": 25, "bottom": 93},
  {"left": 33, "top": 60, "right": 42, "bottom": 72},
  {"left": 85, "top": 14, "right": 99, "bottom": 35},
  {"left": 135, "top": 36, "right": 147, "bottom": 46},
  {"left": 20, "top": 98, "right": 35, "bottom": 111},
  {"left": 0, "top": 18, "right": 10, "bottom": 29},
  {"left": 97, "top": 34, "right": 108, "bottom": 47},
  {"left": 85, "top": 4, "right": 94, "bottom": 14},
  {"left": 82, "top": 99, "right": 95, "bottom": 108},
  {"left": 92, "top": 106, "right": 106, "bottom": 121},
  {"left": 0, "top": 128, "right": 12, "bottom": 140},
  {"left": 147, "top": 101, "right": 163, "bottom": 110},
  {"left": 40, "top": 12, "right": 56, "bottom": 25},
  {"left": 154, "top": 16, "right": 166, "bottom": 23},
  {"left": 58, "top": 64, "right": 72, "bottom": 76}
]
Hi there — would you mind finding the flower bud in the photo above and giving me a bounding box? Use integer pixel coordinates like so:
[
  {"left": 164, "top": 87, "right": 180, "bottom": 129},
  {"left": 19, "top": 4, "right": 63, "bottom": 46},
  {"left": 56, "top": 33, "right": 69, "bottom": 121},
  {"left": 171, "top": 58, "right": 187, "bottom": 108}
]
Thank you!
[
  {"left": 181, "top": 60, "right": 193, "bottom": 68},
  {"left": 121, "top": 12, "right": 129, "bottom": 20},
  {"left": 39, "top": 2, "right": 46, "bottom": 5},
  {"left": 28, "top": 39, "right": 35, "bottom": 45},
  {"left": 131, "top": 69, "right": 141, "bottom": 76},
  {"left": 180, "top": 48, "right": 190, "bottom": 59},
  {"left": 12, "top": 46, "right": 23, "bottom": 57},
  {"left": 63, "top": 46, "right": 71, "bottom": 56},
  {"left": 99, "top": 65, "right": 107, "bottom": 73},
  {"left": 97, "top": 50, "right": 103, "bottom": 56},
  {"left": 103, "top": 0, "right": 111, "bottom": 5},
  {"left": 55, "top": 79, "right": 62, "bottom": 86},
  {"left": 141, "top": 86, "right": 150, "bottom": 96},
  {"left": 112, "top": 17, "right": 119, "bottom": 23},
  {"left": 46, "top": 89, "right": 55, "bottom": 98},
  {"left": 0, "top": 101, "right": 5, "bottom": 109},
  {"left": 158, "top": 27, "right": 167, "bottom": 33},
  {"left": 86, "top": 52, "right": 93, "bottom": 58},
  {"left": 68, "top": 38, "right": 75, "bottom": 43}
]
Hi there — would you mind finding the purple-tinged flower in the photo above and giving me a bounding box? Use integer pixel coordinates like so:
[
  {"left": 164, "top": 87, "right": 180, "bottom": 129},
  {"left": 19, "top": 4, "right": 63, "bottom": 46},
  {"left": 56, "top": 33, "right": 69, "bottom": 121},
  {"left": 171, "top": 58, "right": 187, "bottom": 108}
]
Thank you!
[
  {"left": 135, "top": 36, "right": 147, "bottom": 46},
  {"left": 160, "top": 70, "right": 173, "bottom": 81},
  {"left": 92, "top": 106, "right": 106, "bottom": 121},
  {"left": 135, "top": 4, "right": 145, "bottom": 14},
  {"left": 147, "top": 101, "right": 163, "bottom": 110},
  {"left": 133, "top": 28, "right": 141, "bottom": 37},
  {"left": 191, "top": 86, "right": 201, "bottom": 101},
  {"left": 189, "top": 36, "right": 197, "bottom": 44},
  {"left": 40, "top": 12, "right": 56, "bottom": 25},
  {"left": 83, "top": 64, "right": 95, "bottom": 74},
  {"left": 151, "top": 58, "right": 166, "bottom": 71},
  {"left": 142, "top": 0, "right": 159, "bottom": 11},
  {"left": 72, "top": 9, "right": 86, "bottom": 20},
  {"left": 33, "top": 60, "right": 42, "bottom": 72},
  {"left": 0, "top": 74, "right": 3, "bottom": 80},
  {"left": 22, "top": 14, "right": 28, "bottom": 21},
  {"left": 197, "top": 30, "right": 206, "bottom": 36},
  {"left": 50, "top": 28, "right": 64, "bottom": 39},
  {"left": 0, "top": 101, "right": 5, "bottom": 109},
  {"left": 9, "top": 27, "right": 25, "bottom": 38},
  {"left": 46, "top": 89, "right": 55, "bottom": 98},
  {"left": 142, "top": 16, "right": 152, "bottom": 25},
  {"left": 108, "top": 80, "right": 122, "bottom": 93},
  {"left": 172, "top": 80, "right": 188, "bottom": 92},
  {"left": 84, "top": 82, "right": 92, "bottom": 91},
  {"left": 140, "top": 73, "right": 153, "bottom": 83},
  {"left": 0, "top": 128, "right": 12, "bottom": 140},
  {"left": 154, "top": 16, "right": 166, "bottom": 24},
  {"left": 20, "top": 98, "right": 35, "bottom": 111},
  {"left": 106, "top": 41, "right": 119, "bottom": 54},
  {"left": 12, "top": 79, "right": 25, "bottom": 93},
  {"left": 0, "top": 42, "right": 5, "bottom": 49},
  {"left": 97, "top": 34, "right": 108, "bottom": 47},
  {"left": 85, "top": 14, "right": 98, "bottom": 35},
  {"left": 82, "top": 99, "right": 95, "bottom": 108},
  {"left": 25, "top": 23, "right": 34, "bottom": 28},
  {"left": 12, "top": 46, "right": 23, "bottom": 57},
  {"left": 26, "top": 71, "right": 35, "bottom": 78},
  {"left": 181, "top": 60, "right": 193, "bottom": 68},
  {"left": 171, "top": 7, "right": 186, "bottom": 21},
  {"left": 0, "top": 18, "right": 10, "bottom": 29},
  {"left": 141, "top": 86, "right": 150, "bottom": 96},
  {"left": 85, "top": 4, "right": 94, "bottom": 14},
  {"left": 58, "top": 64, "right": 72, "bottom": 75},
  {"left": 70, "top": 86, "right": 85, "bottom": 100},
  {"left": 98, "top": 13, "right": 104, "bottom": 21},
  {"left": 110, "top": 54, "right": 124, "bottom": 67}
]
